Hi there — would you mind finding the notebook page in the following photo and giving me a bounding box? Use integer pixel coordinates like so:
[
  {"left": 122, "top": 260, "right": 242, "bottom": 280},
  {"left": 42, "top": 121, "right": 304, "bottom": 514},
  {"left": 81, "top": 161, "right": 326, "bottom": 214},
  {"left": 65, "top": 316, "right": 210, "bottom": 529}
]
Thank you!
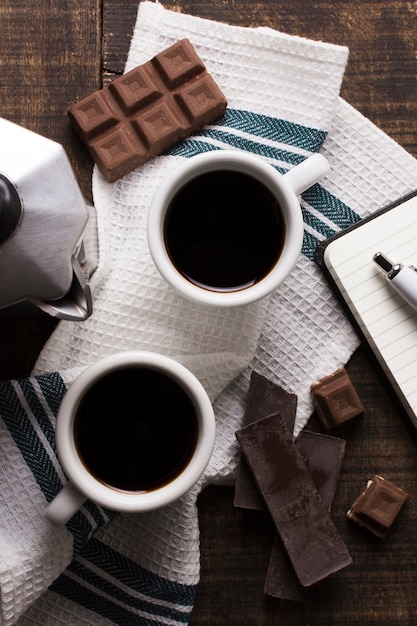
[{"left": 323, "top": 195, "right": 417, "bottom": 426}]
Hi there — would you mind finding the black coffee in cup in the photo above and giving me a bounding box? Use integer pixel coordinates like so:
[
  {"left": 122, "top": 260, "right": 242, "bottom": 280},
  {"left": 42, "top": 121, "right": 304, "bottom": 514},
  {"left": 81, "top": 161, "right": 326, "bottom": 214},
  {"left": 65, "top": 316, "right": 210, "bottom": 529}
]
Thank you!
[
  {"left": 163, "top": 170, "right": 285, "bottom": 292},
  {"left": 74, "top": 367, "right": 198, "bottom": 492}
]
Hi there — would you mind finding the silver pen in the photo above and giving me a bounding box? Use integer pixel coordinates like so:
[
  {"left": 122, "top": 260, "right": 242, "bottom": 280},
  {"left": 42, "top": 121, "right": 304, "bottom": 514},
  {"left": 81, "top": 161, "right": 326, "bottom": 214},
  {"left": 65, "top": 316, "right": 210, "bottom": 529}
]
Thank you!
[{"left": 373, "top": 252, "right": 417, "bottom": 313}]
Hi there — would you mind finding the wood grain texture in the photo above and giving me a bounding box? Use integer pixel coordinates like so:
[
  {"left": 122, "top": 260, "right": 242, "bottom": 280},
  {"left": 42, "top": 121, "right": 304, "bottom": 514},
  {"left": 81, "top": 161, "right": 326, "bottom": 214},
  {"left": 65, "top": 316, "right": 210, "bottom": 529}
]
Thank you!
[
  {"left": 0, "top": 0, "right": 101, "bottom": 377},
  {"left": 1, "top": 1, "right": 417, "bottom": 624},
  {"left": 0, "top": 0, "right": 101, "bottom": 197}
]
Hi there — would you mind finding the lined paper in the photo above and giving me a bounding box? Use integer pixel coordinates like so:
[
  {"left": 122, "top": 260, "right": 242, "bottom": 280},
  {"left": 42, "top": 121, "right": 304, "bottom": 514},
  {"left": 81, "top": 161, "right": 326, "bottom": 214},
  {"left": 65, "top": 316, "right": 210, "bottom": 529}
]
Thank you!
[{"left": 323, "top": 194, "right": 417, "bottom": 427}]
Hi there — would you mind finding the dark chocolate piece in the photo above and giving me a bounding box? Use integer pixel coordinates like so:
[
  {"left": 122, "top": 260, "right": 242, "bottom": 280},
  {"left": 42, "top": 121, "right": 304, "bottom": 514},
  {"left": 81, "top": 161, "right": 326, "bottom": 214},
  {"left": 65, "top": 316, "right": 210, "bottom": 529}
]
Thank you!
[
  {"left": 264, "top": 430, "right": 346, "bottom": 600},
  {"left": 311, "top": 367, "right": 364, "bottom": 430},
  {"left": 347, "top": 475, "right": 408, "bottom": 538},
  {"left": 297, "top": 430, "right": 346, "bottom": 512},
  {"left": 236, "top": 413, "right": 352, "bottom": 587},
  {"left": 234, "top": 371, "right": 297, "bottom": 510},
  {"left": 68, "top": 39, "right": 227, "bottom": 182}
]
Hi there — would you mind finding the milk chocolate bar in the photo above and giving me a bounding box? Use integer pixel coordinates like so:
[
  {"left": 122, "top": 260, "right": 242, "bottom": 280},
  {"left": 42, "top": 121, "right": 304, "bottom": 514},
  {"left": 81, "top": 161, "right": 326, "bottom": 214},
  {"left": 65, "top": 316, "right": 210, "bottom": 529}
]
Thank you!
[
  {"left": 68, "top": 39, "right": 228, "bottom": 182},
  {"left": 265, "top": 431, "right": 346, "bottom": 600},
  {"left": 347, "top": 475, "right": 408, "bottom": 538},
  {"left": 236, "top": 413, "right": 352, "bottom": 587},
  {"left": 311, "top": 367, "right": 364, "bottom": 429},
  {"left": 234, "top": 371, "right": 297, "bottom": 511}
]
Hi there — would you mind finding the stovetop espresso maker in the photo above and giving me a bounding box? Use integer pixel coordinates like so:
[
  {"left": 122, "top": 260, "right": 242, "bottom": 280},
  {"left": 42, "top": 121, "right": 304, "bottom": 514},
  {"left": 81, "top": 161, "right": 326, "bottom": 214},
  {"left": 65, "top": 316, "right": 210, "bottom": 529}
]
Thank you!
[{"left": 0, "top": 117, "right": 94, "bottom": 321}]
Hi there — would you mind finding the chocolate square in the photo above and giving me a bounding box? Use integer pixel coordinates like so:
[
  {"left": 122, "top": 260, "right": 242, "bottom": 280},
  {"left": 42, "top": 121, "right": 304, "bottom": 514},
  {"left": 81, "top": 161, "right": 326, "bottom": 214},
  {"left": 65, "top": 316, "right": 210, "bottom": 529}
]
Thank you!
[
  {"left": 175, "top": 75, "right": 226, "bottom": 125},
  {"left": 73, "top": 92, "right": 118, "bottom": 139},
  {"left": 152, "top": 39, "right": 206, "bottom": 88},
  {"left": 89, "top": 125, "right": 145, "bottom": 181},
  {"left": 134, "top": 101, "right": 184, "bottom": 147},
  {"left": 347, "top": 475, "right": 408, "bottom": 538},
  {"left": 311, "top": 367, "right": 364, "bottom": 429},
  {"left": 109, "top": 64, "right": 162, "bottom": 114}
]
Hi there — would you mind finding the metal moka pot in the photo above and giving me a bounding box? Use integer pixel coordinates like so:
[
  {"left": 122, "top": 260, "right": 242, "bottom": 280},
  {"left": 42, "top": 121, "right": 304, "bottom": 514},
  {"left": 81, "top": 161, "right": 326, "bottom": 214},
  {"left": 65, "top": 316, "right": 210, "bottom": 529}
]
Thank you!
[{"left": 0, "top": 118, "right": 93, "bottom": 321}]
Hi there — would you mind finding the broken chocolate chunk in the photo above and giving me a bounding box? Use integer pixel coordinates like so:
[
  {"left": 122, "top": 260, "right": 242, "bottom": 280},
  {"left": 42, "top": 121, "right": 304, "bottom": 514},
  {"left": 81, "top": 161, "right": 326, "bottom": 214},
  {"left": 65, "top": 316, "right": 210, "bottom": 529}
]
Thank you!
[
  {"left": 68, "top": 39, "right": 228, "bottom": 182},
  {"left": 297, "top": 430, "right": 346, "bottom": 512},
  {"left": 347, "top": 475, "right": 408, "bottom": 538},
  {"left": 311, "top": 366, "right": 364, "bottom": 430},
  {"left": 264, "top": 430, "right": 346, "bottom": 600},
  {"left": 236, "top": 413, "right": 352, "bottom": 587},
  {"left": 234, "top": 371, "right": 297, "bottom": 511}
]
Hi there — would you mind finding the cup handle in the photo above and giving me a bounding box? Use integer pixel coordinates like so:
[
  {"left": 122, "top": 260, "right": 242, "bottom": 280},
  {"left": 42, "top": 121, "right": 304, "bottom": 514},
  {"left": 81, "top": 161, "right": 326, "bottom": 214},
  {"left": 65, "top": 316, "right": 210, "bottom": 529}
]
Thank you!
[
  {"left": 283, "top": 153, "right": 330, "bottom": 196},
  {"left": 45, "top": 481, "right": 87, "bottom": 526}
]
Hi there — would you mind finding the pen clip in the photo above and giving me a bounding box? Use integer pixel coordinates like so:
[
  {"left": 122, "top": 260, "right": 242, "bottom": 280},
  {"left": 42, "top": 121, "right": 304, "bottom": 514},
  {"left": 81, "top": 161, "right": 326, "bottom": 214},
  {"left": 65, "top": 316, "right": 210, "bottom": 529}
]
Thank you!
[{"left": 373, "top": 252, "right": 402, "bottom": 279}]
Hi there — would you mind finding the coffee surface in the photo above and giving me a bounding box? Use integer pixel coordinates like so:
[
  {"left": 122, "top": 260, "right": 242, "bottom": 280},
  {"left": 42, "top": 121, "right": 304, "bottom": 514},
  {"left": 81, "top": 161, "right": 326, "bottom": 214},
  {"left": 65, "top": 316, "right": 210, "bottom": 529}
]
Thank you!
[
  {"left": 164, "top": 170, "right": 285, "bottom": 291},
  {"left": 74, "top": 368, "right": 198, "bottom": 492}
]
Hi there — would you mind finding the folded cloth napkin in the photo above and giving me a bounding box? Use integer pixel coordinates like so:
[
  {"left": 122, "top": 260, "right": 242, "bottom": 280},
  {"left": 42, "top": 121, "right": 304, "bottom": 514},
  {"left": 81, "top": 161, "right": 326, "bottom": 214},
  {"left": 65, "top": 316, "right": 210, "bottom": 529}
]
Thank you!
[{"left": 1, "top": 2, "right": 417, "bottom": 624}]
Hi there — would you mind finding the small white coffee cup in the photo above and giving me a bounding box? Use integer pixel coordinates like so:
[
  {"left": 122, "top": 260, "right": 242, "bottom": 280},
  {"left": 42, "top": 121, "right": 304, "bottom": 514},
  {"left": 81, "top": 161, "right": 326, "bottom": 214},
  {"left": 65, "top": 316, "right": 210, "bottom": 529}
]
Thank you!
[
  {"left": 45, "top": 351, "right": 215, "bottom": 526},
  {"left": 147, "top": 150, "right": 329, "bottom": 307}
]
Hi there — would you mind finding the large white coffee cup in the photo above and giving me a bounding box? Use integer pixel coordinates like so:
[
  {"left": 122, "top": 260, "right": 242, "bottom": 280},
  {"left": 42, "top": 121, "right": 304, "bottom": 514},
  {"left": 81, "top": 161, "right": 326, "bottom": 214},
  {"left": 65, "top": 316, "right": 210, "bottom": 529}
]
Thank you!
[
  {"left": 45, "top": 351, "right": 215, "bottom": 526},
  {"left": 147, "top": 150, "right": 329, "bottom": 307}
]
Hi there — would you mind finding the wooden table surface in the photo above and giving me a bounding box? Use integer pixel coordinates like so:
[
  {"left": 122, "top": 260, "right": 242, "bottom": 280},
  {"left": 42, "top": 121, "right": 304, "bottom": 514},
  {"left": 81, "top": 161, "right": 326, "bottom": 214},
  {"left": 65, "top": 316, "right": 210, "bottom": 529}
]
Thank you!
[{"left": 1, "top": 1, "right": 417, "bottom": 624}]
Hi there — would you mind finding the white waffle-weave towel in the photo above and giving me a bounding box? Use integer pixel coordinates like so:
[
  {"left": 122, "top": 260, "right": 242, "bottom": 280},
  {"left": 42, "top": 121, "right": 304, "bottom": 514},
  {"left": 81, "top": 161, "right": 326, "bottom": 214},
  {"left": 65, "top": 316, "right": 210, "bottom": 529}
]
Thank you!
[{"left": 0, "top": 2, "right": 416, "bottom": 625}]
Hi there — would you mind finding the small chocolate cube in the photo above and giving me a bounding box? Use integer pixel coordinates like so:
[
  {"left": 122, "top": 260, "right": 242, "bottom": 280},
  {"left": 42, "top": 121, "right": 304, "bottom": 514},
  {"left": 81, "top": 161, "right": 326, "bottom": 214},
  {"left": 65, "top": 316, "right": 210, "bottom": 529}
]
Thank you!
[
  {"left": 347, "top": 475, "right": 408, "bottom": 538},
  {"left": 311, "top": 367, "right": 363, "bottom": 429}
]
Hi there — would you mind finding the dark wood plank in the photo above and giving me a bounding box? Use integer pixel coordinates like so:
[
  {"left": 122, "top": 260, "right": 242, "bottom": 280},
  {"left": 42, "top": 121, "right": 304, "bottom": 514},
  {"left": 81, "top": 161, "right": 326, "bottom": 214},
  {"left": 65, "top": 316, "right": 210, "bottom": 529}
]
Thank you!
[
  {"left": 0, "top": 0, "right": 101, "bottom": 198},
  {"left": 102, "top": 0, "right": 140, "bottom": 78},
  {"left": 0, "top": 0, "right": 101, "bottom": 379}
]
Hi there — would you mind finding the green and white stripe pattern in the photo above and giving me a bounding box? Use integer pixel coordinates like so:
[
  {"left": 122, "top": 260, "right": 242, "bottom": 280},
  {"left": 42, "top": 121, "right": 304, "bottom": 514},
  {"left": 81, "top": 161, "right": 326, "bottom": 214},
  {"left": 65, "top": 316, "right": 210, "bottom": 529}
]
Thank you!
[
  {"left": 0, "top": 374, "right": 196, "bottom": 625},
  {"left": 167, "top": 109, "right": 361, "bottom": 259}
]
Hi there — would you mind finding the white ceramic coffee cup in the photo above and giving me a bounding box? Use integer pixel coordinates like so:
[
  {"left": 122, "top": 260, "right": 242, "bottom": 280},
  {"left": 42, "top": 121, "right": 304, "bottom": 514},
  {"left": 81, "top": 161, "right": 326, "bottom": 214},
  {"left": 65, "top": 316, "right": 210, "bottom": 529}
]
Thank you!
[
  {"left": 45, "top": 351, "right": 215, "bottom": 526},
  {"left": 147, "top": 150, "right": 329, "bottom": 307}
]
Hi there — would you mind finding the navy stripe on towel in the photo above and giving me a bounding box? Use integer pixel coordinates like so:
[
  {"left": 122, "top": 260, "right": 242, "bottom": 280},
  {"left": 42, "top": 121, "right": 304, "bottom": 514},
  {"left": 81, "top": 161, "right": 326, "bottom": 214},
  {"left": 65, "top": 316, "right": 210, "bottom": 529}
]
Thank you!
[
  {"left": 216, "top": 109, "right": 327, "bottom": 152},
  {"left": 51, "top": 537, "right": 196, "bottom": 625},
  {"left": 0, "top": 374, "right": 117, "bottom": 553},
  {"left": 165, "top": 108, "right": 361, "bottom": 260}
]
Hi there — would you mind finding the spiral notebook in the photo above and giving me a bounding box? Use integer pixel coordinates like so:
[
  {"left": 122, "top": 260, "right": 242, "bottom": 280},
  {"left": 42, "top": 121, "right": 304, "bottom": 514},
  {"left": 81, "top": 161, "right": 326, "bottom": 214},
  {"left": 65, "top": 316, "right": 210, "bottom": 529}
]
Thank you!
[{"left": 315, "top": 190, "right": 417, "bottom": 431}]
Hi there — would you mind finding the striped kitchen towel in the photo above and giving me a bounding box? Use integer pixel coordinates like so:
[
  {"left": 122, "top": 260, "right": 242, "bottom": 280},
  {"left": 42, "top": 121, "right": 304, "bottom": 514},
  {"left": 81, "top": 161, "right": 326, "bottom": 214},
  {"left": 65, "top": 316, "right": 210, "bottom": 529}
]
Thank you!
[{"left": 1, "top": 2, "right": 417, "bottom": 625}]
